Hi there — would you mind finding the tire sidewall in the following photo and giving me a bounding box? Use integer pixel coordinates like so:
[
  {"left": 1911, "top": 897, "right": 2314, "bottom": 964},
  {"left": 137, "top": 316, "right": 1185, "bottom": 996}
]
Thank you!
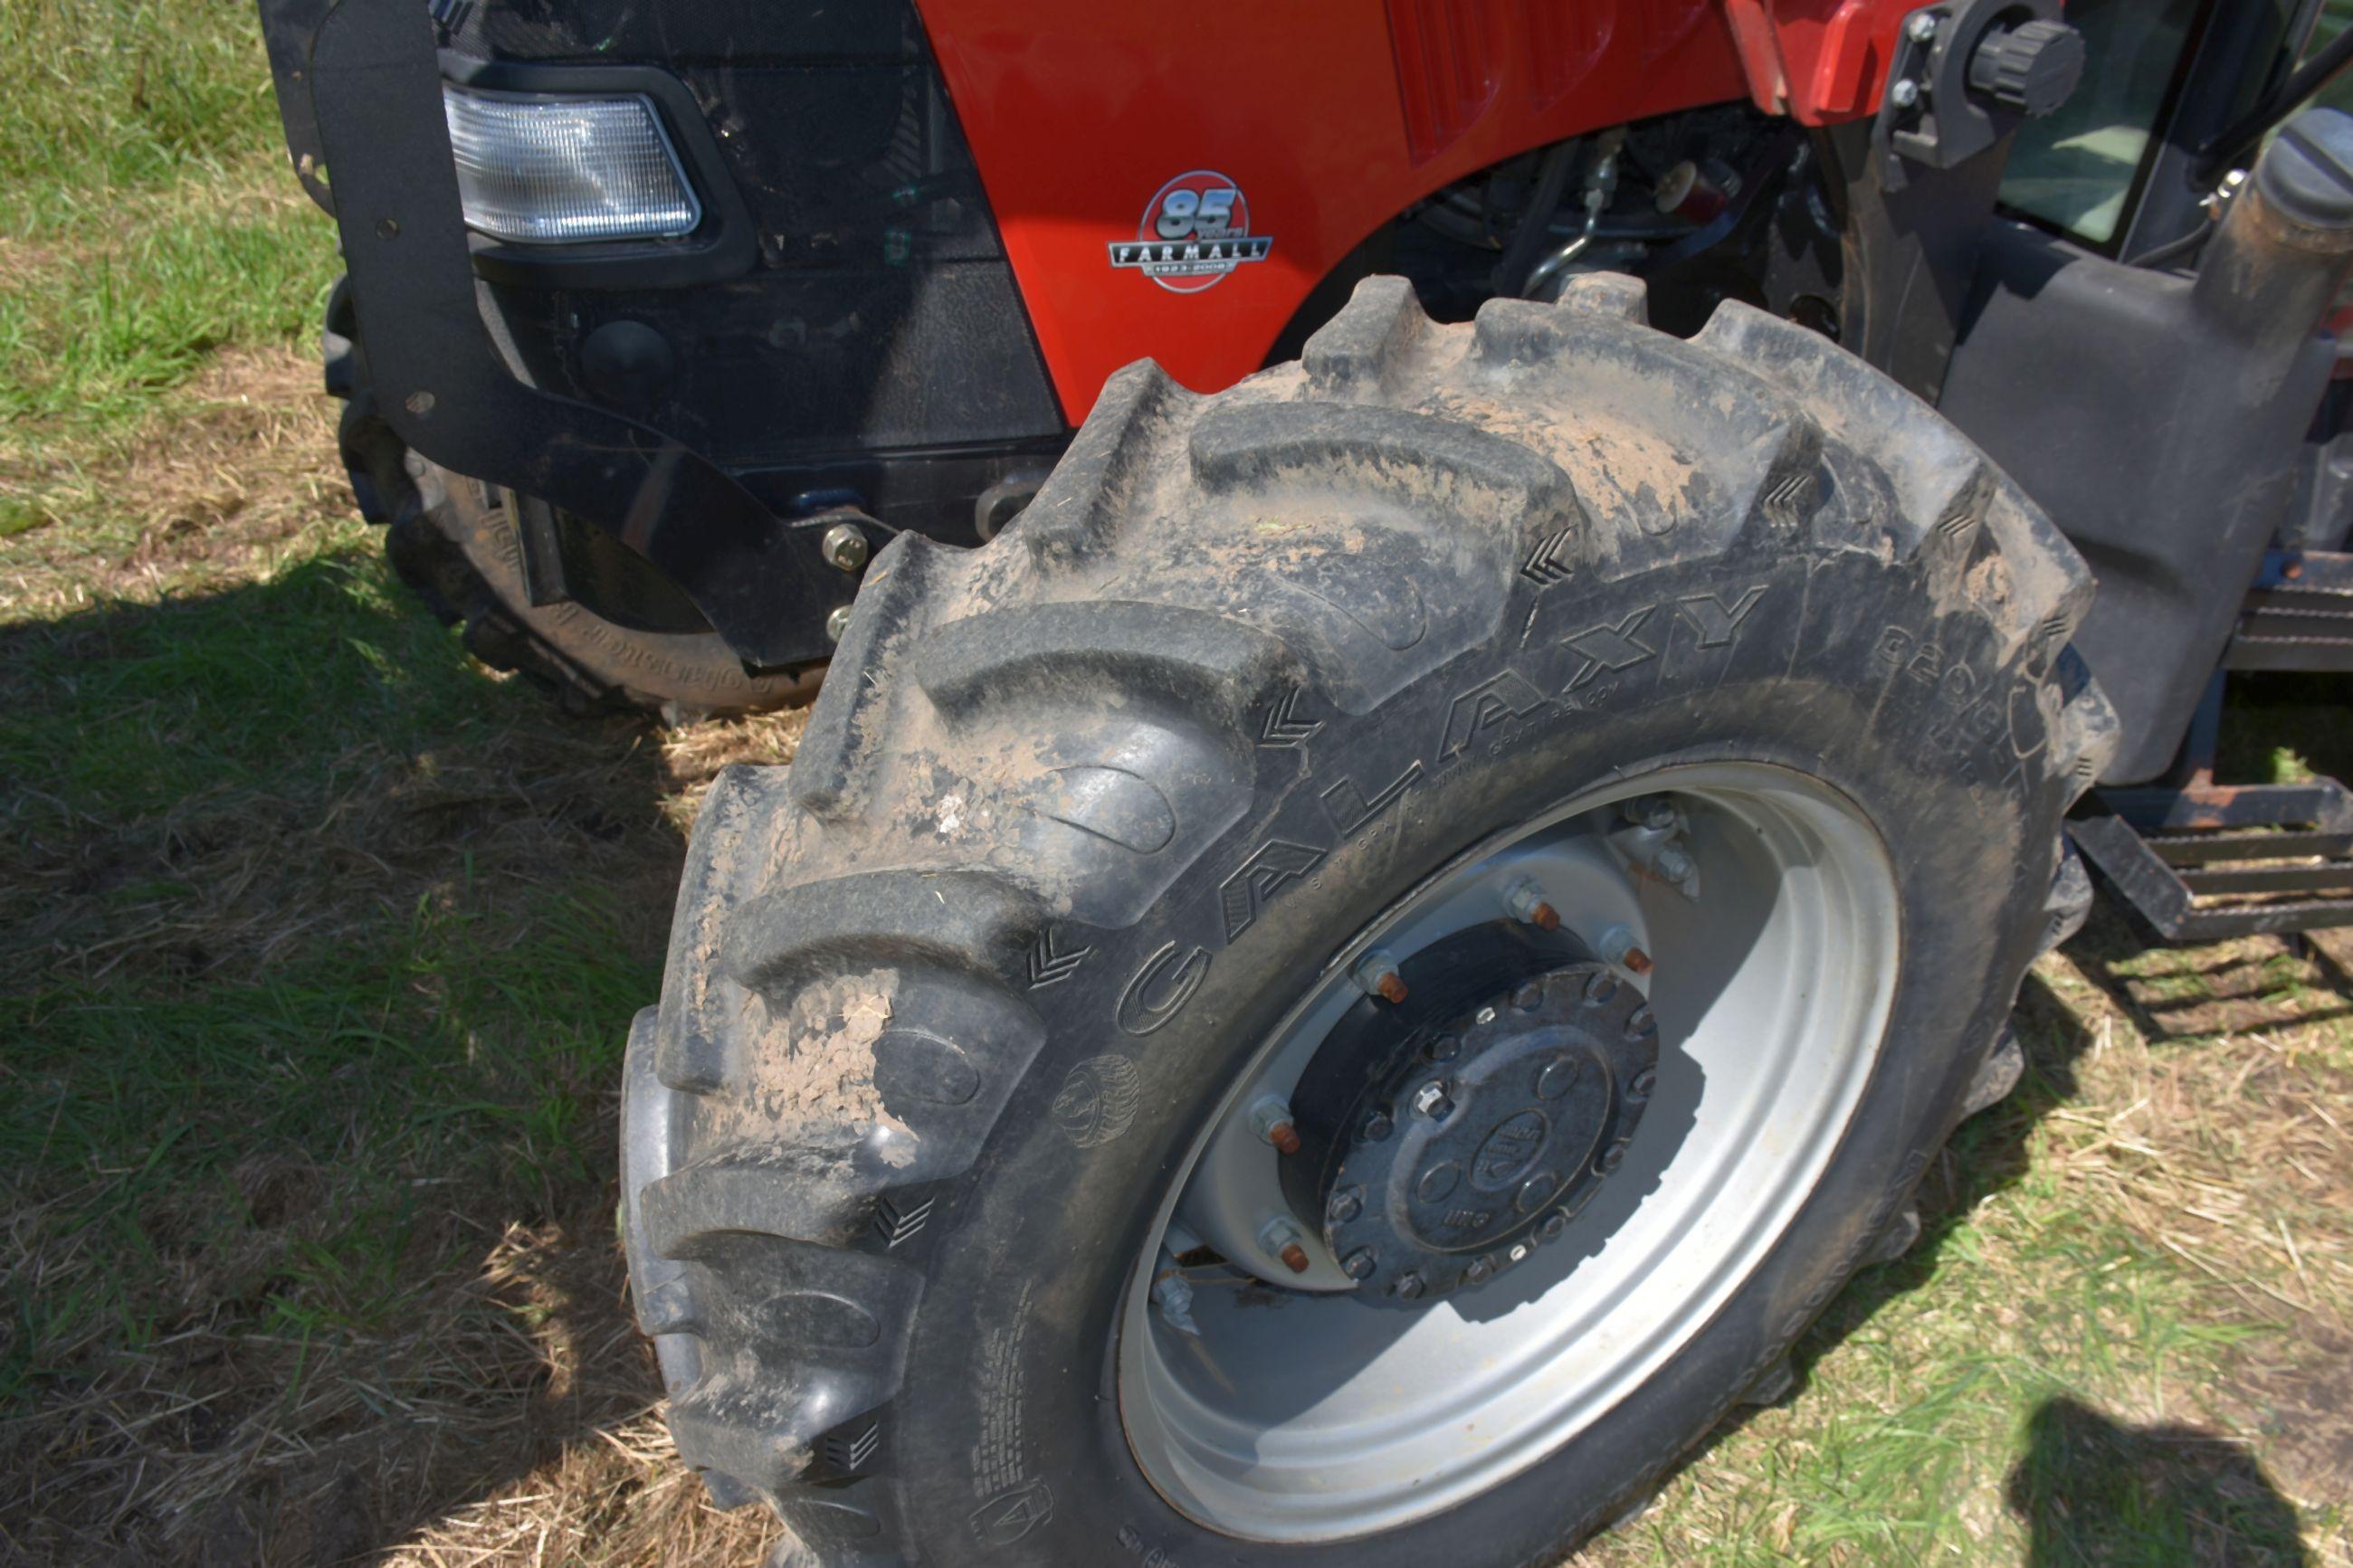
[{"left": 890, "top": 544, "right": 2063, "bottom": 1563}]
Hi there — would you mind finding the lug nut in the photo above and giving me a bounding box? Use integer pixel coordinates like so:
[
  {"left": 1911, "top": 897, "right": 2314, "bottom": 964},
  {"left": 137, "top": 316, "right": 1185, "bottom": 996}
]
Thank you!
[
  {"left": 1426, "top": 1033, "right": 1461, "bottom": 1063},
  {"left": 1327, "top": 1186, "right": 1363, "bottom": 1224},
  {"left": 1538, "top": 1211, "right": 1570, "bottom": 1241},
  {"left": 1891, "top": 77, "right": 1922, "bottom": 109},
  {"left": 1505, "top": 878, "right": 1561, "bottom": 931},
  {"left": 1412, "top": 1080, "right": 1453, "bottom": 1120},
  {"left": 1395, "top": 1271, "right": 1425, "bottom": 1301},
  {"left": 1259, "top": 1216, "right": 1312, "bottom": 1275},
  {"left": 1360, "top": 1108, "right": 1395, "bottom": 1143},
  {"left": 1465, "top": 1257, "right": 1496, "bottom": 1285},
  {"left": 1353, "top": 950, "right": 1408, "bottom": 1003},
  {"left": 1653, "top": 844, "right": 1696, "bottom": 884},
  {"left": 1596, "top": 924, "right": 1655, "bottom": 976},
  {"left": 821, "top": 521, "right": 871, "bottom": 573},
  {"left": 825, "top": 603, "right": 854, "bottom": 643},
  {"left": 1341, "top": 1248, "right": 1378, "bottom": 1280},
  {"left": 1247, "top": 1095, "right": 1301, "bottom": 1155},
  {"left": 1908, "top": 10, "right": 1939, "bottom": 42}
]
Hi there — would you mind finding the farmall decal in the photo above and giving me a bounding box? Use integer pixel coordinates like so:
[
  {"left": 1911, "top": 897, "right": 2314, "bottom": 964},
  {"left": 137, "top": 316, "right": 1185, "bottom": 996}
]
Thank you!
[{"left": 1110, "top": 169, "right": 1272, "bottom": 293}]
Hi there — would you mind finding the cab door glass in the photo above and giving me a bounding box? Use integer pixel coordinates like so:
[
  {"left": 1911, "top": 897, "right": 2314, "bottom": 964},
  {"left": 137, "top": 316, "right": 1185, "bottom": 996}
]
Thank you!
[{"left": 2000, "top": 0, "right": 2205, "bottom": 245}]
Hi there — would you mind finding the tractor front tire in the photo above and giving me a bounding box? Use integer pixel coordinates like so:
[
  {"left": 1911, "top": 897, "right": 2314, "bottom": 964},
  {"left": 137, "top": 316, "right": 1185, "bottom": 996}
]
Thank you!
[{"left": 621, "top": 274, "right": 2113, "bottom": 1563}]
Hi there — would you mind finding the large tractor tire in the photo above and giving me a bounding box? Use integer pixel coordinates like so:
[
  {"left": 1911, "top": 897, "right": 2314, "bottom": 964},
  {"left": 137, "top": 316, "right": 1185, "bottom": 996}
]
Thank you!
[
  {"left": 620, "top": 273, "right": 2114, "bottom": 1563},
  {"left": 322, "top": 280, "right": 819, "bottom": 721}
]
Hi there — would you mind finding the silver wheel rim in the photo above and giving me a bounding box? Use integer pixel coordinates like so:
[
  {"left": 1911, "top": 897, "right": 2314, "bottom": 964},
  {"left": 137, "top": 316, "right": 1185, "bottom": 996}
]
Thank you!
[{"left": 1117, "top": 763, "right": 1900, "bottom": 1542}]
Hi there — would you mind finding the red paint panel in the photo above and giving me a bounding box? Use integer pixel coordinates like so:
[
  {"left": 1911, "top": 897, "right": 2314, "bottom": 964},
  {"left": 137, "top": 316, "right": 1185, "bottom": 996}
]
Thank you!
[
  {"left": 918, "top": 2, "right": 1905, "bottom": 422},
  {"left": 1386, "top": 0, "right": 1502, "bottom": 166}
]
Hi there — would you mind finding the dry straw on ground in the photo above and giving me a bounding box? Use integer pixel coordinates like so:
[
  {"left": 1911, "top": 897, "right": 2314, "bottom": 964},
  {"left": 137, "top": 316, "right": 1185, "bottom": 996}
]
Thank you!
[{"left": 4, "top": 349, "right": 2348, "bottom": 1567}]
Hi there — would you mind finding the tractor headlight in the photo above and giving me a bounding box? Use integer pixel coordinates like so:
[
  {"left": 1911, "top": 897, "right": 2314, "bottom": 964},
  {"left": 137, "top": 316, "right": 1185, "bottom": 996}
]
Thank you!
[{"left": 442, "top": 84, "right": 701, "bottom": 244}]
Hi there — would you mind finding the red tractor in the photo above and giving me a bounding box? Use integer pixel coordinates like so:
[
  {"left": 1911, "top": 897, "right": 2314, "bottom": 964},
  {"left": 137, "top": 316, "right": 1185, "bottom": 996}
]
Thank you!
[{"left": 259, "top": 1, "right": 2353, "bottom": 1560}]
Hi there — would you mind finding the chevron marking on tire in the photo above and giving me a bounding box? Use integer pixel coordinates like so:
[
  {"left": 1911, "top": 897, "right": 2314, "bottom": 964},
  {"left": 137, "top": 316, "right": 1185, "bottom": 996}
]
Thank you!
[
  {"left": 1563, "top": 605, "right": 1659, "bottom": 689},
  {"left": 872, "top": 1193, "right": 936, "bottom": 1249},
  {"left": 1027, "top": 927, "right": 1092, "bottom": 989},
  {"left": 1259, "top": 687, "right": 1323, "bottom": 748},
  {"left": 1520, "top": 527, "right": 1577, "bottom": 585},
  {"left": 1763, "top": 467, "right": 1811, "bottom": 520},
  {"left": 824, "top": 1420, "right": 883, "bottom": 1473}
]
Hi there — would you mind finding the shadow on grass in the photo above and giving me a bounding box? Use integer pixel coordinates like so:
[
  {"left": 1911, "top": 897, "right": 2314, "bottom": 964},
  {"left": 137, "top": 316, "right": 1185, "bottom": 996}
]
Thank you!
[
  {"left": 0, "top": 548, "right": 765, "bottom": 1562},
  {"left": 2006, "top": 1397, "right": 2310, "bottom": 1566},
  {"left": 2061, "top": 901, "right": 2353, "bottom": 1044}
]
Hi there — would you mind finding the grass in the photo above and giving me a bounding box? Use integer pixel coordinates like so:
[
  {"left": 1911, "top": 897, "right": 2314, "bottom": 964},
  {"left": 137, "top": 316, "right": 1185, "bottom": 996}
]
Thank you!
[{"left": 0, "top": 5, "right": 2348, "bottom": 1563}]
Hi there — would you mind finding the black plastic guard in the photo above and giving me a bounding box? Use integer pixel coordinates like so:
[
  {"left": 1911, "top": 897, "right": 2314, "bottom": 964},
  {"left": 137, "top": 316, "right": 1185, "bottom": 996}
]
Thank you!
[{"left": 305, "top": 0, "right": 854, "bottom": 670}]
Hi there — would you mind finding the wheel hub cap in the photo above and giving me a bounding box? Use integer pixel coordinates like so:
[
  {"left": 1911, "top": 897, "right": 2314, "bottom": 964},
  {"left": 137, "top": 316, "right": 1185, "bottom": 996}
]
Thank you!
[{"left": 1284, "top": 925, "right": 1658, "bottom": 1305}]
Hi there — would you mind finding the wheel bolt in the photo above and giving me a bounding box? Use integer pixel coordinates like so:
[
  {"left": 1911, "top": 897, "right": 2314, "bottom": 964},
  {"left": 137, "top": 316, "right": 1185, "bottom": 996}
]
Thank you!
[
  {"left": 1395, "top": 1271, "right": 1425, "bottom": 1300},
  {"left": 1353, "top": 950, "right": 1408, "bottom": 1003},
  {"left": 1247, "top": 1095, "right": 1301, "bottom": 1155},
  {"left": 1327, "top": 1186, "right": 1363, "bottom": 1224},
  {"left": 1505, "top": 878, "right": 1561, "bottom": 931},
  {"left": 1341, "top": 1248, "right": 1378, "bottom": 1281},
  {"left": 1412, "top": 1080, "right": 1453, "bottom": 1120},
  {"left": 1360, "top": 1108, "right": 1394, "bottom": 1142},
  {"left": 1259, "top": 1216, "right": 1312, "bottom": 1275},
  {"left": 1465, "top": 1257, "right": 1495, "bottom": 1285}
]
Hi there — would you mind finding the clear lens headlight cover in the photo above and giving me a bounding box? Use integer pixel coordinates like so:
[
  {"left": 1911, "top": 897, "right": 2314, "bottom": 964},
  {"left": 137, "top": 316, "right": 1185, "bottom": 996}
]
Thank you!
[{"left": 443, "top": 85, "right": 702, "bottom": 244}]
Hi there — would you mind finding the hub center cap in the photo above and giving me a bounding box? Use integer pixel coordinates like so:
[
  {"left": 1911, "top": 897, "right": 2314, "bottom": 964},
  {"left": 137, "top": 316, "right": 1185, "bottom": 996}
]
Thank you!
[{"left": 1281, "top": 923, "right": 1658, "bottom": 1306}]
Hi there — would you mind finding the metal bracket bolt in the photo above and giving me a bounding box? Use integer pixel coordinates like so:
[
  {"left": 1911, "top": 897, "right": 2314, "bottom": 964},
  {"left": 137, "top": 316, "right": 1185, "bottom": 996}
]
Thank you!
[
  {"left": 1151, "top": 1248, "right": 1200, "bottom": 1336},
  {"left": 1247, "top": 1095, "right": 1302, "bottom": 1155},
  {"left": 1259, "top": 1215, "right": 1312, "bottom": 1275},
  {"left": 1352, "top": 950, "right": 1409, "bottom": 1004},
  {"left": 1622, "top": 794, "right": 1680, "bottom": 832},
  {"left": 821, "top": 521, "right": 870, "bottom": 574},
  {"left": 1595, "top": 923, "right": 1655, "bottom": 975},
  {"left": 1504, "top": 877, "right": 1562, "bottom": 931}
]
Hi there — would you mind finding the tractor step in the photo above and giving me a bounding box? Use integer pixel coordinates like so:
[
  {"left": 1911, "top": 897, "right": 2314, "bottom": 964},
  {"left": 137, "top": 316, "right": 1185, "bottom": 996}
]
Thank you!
[
  {"left": 2071, "top": 776, "right": 2353, "bottom": 940},
  {"left": 2224, "top": 548, "right": 2353, "bottom": 671}
]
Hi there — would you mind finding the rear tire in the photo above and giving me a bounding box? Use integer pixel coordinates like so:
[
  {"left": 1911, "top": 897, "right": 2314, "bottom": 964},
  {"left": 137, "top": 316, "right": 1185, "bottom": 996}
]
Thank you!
[{"left": 621, "top": 274, "right": 2115, "bottom": 1562}]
